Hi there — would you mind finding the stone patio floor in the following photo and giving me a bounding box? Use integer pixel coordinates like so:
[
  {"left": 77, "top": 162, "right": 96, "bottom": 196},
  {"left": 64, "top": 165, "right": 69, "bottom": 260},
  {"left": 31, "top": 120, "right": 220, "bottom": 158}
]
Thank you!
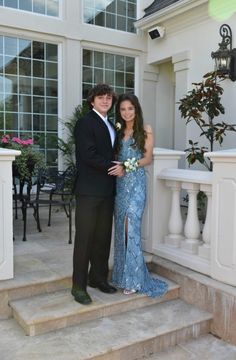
[{"left": 0, "top": 206, "right": 236, "bottom": 359}]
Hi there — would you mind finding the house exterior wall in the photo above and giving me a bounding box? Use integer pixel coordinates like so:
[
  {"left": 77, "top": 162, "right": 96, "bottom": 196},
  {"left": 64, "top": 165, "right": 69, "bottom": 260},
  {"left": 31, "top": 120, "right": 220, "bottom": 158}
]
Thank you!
[{"left": 136, "top": 0, "right": 236, "bottom": 166}]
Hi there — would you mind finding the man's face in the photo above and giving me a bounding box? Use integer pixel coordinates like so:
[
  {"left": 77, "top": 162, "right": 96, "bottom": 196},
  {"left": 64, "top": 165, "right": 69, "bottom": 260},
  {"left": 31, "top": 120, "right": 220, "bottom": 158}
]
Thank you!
[{"left": 91, "top": 94, "right": 113, "bottom": 117}]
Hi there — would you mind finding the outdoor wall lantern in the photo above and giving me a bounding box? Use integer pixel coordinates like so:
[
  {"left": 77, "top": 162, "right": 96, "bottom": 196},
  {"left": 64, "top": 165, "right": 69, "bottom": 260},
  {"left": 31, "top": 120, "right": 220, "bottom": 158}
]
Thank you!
[{"left": 211, "top": 24, "right": 236, "bottom": 81}]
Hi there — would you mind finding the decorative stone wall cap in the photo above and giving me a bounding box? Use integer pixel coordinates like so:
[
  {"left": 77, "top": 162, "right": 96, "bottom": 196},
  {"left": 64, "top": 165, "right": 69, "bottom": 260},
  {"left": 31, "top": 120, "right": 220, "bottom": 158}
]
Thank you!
[
  {"left": 0, "top": 148, "right": 21, "bottom": 159},
  {"left": 153, "top": 147, "right": 185, "bottom": 157},
  {"left": 153, "top": 148, "right": 185, "bottom": 159},
  {"left": 205, "top": 149, "right": 236, "bottom": 160},
  {"left": 158, "top": 168, "right": 212, "bottom": 184}
]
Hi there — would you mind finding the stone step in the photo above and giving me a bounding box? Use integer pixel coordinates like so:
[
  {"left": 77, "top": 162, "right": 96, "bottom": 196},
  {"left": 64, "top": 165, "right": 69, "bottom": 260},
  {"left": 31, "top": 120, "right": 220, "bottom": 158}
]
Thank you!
[
  {"left": 10, "top": 276, "right": 179, "bottom": 336},
  {"left": 144, "top": 334, "right": 236, "bottom": 359},
  {"left": 3, "top": 299, "right": 212, "bottom": 360}
]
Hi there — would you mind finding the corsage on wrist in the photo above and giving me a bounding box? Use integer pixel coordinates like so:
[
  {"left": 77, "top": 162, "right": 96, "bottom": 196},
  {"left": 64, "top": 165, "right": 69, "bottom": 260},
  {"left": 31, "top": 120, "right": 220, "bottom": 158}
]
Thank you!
[{"left": 123, "top": 157, "right": 139, "bottom": 172}]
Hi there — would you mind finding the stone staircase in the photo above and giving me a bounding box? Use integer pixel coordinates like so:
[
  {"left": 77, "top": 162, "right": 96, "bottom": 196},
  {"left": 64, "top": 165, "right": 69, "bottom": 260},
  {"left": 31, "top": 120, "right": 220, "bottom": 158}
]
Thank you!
[{"left": 5, "top": 274, "right": 213, "bottom": 359}]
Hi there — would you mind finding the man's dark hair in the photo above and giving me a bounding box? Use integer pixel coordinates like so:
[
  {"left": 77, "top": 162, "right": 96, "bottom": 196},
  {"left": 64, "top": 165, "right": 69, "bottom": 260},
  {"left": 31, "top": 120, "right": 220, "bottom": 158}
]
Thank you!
[{"left": 87, "top": 83, "right": 117, "bottom": 109}]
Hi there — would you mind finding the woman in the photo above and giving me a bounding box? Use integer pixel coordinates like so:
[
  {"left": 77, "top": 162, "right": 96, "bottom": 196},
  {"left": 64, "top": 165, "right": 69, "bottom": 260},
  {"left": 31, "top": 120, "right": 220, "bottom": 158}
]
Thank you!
[{"left": 109, "top": 94, "right": 168, "bottom": 297}]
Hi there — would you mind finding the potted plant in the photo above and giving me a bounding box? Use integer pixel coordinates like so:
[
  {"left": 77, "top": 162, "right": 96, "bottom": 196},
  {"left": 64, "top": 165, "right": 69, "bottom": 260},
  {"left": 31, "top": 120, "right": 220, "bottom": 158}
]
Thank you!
[
  {"left": 0, "top": 134, "right": 45, "bottom": 181},
  {"left": 178, "top": 71, "right": 236, "bottom": 171}
]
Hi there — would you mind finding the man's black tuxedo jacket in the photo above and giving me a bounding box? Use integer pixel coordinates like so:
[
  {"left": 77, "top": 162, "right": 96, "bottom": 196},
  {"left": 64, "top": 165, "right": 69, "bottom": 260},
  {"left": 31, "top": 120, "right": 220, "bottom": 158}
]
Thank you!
[{"left": 74, "top": 110, "right": 116, "bottom": 197}]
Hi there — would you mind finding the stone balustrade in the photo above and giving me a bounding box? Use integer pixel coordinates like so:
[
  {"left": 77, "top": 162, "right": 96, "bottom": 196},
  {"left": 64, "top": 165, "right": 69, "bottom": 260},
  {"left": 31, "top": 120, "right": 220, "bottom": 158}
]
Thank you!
[{"left": 143, "top": 147, "right": 236, "bottom": 286}]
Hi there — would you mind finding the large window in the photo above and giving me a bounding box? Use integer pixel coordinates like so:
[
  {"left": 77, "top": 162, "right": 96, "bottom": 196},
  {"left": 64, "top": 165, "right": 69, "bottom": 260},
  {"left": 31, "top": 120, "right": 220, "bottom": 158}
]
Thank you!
[
  {"left": 82, "top": 49, "right": 135, "bottom": 103},
  {"left": 0, "top": 36, "right": 58, "bottom": 166},
  {"left": 0, "top": 0, "right": 59, "bottom": 17},
  {"left": 84, "top": 0, "right": 137, "bottom": 33}
]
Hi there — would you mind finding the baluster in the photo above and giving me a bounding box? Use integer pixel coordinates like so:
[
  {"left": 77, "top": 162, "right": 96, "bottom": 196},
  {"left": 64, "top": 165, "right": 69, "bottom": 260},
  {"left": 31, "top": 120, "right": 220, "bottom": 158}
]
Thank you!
[
  {"left": 198, "top": 184, "right": 212, "bottom": 259},
  {"left": 181, "top": 182, "right": 201, "bottom": 254},
  {"left": 164, "top": 180, "right": 183, "bottom": 247}
]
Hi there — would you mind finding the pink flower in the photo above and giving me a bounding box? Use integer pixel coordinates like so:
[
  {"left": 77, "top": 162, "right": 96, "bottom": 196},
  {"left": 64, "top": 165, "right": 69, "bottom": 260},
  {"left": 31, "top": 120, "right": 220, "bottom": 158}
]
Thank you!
[
  {"left": 24, "top": 139, "right": 33, "bottom": 145},
  {"left": 12, "top": 137, "right": 23, "bottom": 144},
  {"left": 1, "top": 135, "right": 10, "bottom": 144}
]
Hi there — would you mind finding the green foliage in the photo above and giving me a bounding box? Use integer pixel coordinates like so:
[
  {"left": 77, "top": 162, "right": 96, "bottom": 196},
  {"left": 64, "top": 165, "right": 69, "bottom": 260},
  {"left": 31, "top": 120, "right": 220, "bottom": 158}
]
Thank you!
[
  {"left": 0, "top": 135, "right": 45, "bottom": 180},
  {"left": 58, "top": 102, "right": 89, "bottom": 169},
  {"left": 179, "top": 71, "right": 236, "bottom": 171}
]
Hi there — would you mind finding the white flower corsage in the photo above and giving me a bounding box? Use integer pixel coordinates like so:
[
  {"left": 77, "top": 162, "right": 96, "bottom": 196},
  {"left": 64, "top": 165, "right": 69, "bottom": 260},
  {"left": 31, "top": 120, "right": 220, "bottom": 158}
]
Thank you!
[
  {"left": 115, "top": 122, "right": 121, "bottom": 131},
  {"left": 123, "top": 157, "right": 139, "bottom": 172}
]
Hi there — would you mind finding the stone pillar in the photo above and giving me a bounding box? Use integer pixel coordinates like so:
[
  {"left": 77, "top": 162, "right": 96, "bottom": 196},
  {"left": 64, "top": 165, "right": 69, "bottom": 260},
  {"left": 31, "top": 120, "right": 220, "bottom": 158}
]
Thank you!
[
  {"left": 0, "top": 149, "right": 21, "bottom": 280},
  {"left": 172, "top": 51, "right": 191, "bottom": 169},
  {"left": 148, "top": 148, "right": 185, "bottom": 254},
  {"left": 206, "top": 149, "right": 236, "bottom": 286}
]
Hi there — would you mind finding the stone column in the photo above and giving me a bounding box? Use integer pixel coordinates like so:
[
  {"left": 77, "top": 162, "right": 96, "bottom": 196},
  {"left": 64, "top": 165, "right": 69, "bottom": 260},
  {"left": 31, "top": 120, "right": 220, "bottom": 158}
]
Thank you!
[
  {"left": 148, "top": 148, "right": 185, "bottom": 254},
  {"left": 206, "top": 149, "right": 236, "bottom": 286},
  {"left": 0, "top": 149, "right": 21, "bottom": 280}
]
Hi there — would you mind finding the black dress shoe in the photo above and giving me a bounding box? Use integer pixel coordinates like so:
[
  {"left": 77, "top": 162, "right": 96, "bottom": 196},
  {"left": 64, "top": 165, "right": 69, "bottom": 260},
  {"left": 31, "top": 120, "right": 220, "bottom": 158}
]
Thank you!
[
  {"left": 89, "top": 281, "right": 117, "bottom": 294},
  {"left": 71, "top": 287, "right": 92, "bottom": 305}
]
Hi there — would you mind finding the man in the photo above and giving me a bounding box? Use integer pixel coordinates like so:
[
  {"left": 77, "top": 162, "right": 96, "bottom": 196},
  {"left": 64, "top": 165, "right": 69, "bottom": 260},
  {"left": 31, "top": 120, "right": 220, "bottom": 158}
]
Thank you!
[{"left": 72, "top": 83, "right": 122, "bottom": 305}]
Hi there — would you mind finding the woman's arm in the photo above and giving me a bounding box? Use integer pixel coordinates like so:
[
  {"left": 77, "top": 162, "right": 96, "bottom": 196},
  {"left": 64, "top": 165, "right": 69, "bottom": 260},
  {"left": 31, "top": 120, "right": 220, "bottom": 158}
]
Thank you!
[{"left": 137, "top": 124, "right": 154, "bottom": 167}]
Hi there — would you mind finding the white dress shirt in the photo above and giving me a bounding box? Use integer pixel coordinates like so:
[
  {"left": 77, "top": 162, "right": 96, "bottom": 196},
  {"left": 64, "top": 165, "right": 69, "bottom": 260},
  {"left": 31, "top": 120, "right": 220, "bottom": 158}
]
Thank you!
[{"left": 93, "top": 108, "right": 115, "bottom": 146}]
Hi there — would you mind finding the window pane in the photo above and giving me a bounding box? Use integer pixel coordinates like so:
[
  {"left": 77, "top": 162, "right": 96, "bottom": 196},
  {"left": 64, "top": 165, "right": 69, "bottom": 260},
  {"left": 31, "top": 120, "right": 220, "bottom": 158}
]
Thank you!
[
  {"left": 106, "top": 13, "right": 115, "bottom": 29},
  {"left": 33, "top": 114, "right": 45, "bottom": 131},
  {"left": 4, "top": 37, "right": 17, "bottom": 56},
  {"left": 33, "top": 42, "right": 44, "bottom": 60},
  {"left": 94, "top": 52, "right": 103, "bottom": 68},
  {"left": 116, "top": 55, "right": 124, "bottom": 71},
  {"left": 46, "top": 80, "right": 57, "bottom": 97},
  {"left": 105, "top": 53, "right": 114, "bottom": 69},
  {"left": 117, "top": 0, "right": 126, "bottom": 16},
  {"left": 94, "top": 68, "right": 103, "bottom": 83},
  {"left": 33, "top": 96, "right": 45, "bottom": 113},
  {"left": 46, "top": 62, "right": 57, "bottom": 79},
  {"left": 0, "top": 56, "right": 3, "bottom": 73},
  {"left": 33, "top": 60, "right": 44, "bottom": 78},
  {"left": 0, "top": 76, "right": 3, "bottom": 92},
  {"left": 19, "top": 95, "right": 31, "bottom": 112},
  {"left": 5, "top": 56, "right": 17, "bottom": 75},
  {"left": 5, "top": 75, "right": 18, "bottom": 94},
  {"left": 19, "top": 58, "right": 31, "bottom": 76},
  {"left": 83, "top": 67, "right": 93, "bottom": 83},
  {"left": 46, "top": 44, "right": 57, "bottom": 61},
  {"left": 46, "top": 98, "right": 57, "bottom": 114},
  {"left": 117, "top": 16, "right": 126, "bottom": 31},
  {"left": 19, "top": 39, "right": 32, "bottom": 58},
  {"left": 5, "top": 111, "right": 18, "bottom": 130},
  {"left": 19, "top": 0, "right": 32, "bottom": 11},
  {"left": 95, "top": 12, "right": 105, "bottom": 26},
  {"left": 0, "top": 37, "right": 3, "bottom": 54},
  {"left": 4, "top": 0, "right": 17, "bottom": 8},
  {"left": 33, "top": 0, "right": 45, "bottom": 14},
  {"left": 46, "top": 115, "right": 57, "bottom": 131},
  {"left": 83, "top": 49, "right": 93, "bottom": 66},
  {"left": 19, "top": 76, "right": 32, "bottom": 95},
  {"left": 33, "top": 78, "right": 45, "bottom": 96},
  {"left": 46, "top": 0, "right": 59, "bottom": 16},
  {"left": 19, "top": 113, "right": 32, "bottom": 131},
  {"left": 116, "top": 71, "right": 124, "bottom": 86}
]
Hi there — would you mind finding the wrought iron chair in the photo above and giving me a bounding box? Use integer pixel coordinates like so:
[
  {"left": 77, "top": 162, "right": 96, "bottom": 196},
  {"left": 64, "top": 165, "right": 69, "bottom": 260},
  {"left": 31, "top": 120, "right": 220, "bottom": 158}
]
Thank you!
[{"left": 20, "top": 167, "right": 75, "bottom": 244}]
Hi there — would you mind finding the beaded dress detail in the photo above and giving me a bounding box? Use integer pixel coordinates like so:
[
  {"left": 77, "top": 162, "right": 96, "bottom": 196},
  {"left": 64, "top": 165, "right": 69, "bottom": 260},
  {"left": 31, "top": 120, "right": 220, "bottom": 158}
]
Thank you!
[{"left": 112, "top": 136, "right": 168, "bottom": 297}]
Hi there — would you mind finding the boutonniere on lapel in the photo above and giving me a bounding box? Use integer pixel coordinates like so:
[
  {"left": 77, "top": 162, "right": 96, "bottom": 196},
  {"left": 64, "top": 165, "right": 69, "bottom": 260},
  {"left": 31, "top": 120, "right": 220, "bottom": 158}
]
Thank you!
[{"left": 115, "top": 122, "right": 121, "bottom": 131}]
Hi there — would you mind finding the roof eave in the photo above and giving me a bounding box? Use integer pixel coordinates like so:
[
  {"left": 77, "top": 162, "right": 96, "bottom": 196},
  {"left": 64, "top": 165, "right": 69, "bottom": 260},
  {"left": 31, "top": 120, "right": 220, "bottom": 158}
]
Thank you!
[{"left": 135, "top": 0, "right": 208, "bottom": 30}]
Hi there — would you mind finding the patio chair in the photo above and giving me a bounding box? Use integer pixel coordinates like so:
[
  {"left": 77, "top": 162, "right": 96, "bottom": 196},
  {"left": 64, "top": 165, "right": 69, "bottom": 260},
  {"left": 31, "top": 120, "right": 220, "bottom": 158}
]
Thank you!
[{"left": 21, "top": 167, "right": 75, "bottom": 244}]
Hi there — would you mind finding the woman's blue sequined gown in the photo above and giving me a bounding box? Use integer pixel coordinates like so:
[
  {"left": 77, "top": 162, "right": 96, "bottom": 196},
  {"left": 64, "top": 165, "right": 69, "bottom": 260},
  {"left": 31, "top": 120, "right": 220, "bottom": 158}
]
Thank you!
[{"left": 112, "top": 136, "right": 168, "bottom": 297}]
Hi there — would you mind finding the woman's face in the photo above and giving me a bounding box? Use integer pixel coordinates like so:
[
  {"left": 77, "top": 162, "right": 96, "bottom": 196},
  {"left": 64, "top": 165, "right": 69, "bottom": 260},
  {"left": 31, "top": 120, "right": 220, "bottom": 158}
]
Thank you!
[{"left": 119, "top": 100, "right": 135, "bottom": 125}]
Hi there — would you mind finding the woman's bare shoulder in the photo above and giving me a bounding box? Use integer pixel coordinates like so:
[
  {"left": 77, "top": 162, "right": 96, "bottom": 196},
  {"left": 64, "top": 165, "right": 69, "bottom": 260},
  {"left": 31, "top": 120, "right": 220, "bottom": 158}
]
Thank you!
[{"left": 144, "top": 124, "right": 153, "bottom": 134}]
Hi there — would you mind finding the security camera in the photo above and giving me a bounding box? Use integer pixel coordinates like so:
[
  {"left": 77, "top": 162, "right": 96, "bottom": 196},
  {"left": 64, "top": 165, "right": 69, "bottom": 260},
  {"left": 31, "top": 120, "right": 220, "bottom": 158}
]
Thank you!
[{"left": 148, "top": 26, "right": 165, "bottom": 40}]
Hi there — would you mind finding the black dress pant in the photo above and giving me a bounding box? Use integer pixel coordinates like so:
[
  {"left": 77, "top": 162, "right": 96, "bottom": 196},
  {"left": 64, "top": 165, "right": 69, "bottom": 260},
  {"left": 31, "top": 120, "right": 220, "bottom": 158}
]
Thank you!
[{"left": 72, "top": 195, "right": 114, "bottom": 290}]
